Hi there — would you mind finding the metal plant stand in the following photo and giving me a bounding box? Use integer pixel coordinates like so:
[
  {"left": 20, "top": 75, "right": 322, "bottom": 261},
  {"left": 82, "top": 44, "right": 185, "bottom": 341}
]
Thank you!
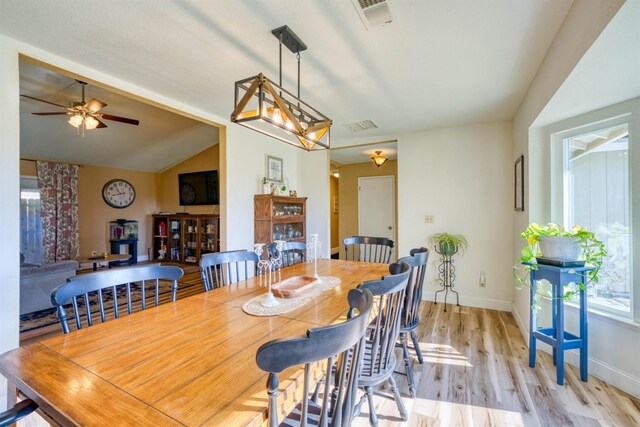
[{"left": 434, "top": 245, "right": 460, "bottom": 311}]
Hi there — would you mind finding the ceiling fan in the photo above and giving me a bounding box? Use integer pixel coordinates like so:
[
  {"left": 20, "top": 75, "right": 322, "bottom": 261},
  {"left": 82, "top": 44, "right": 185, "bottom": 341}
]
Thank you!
[{"left": 21, "top": 80, "right": 140, "bottom": 136}]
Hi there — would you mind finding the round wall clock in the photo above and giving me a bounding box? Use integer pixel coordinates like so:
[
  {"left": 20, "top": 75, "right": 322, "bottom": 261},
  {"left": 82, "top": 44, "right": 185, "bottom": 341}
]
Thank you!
[{"left": 102, "top": 179, "right": 136, "bottom": 209}]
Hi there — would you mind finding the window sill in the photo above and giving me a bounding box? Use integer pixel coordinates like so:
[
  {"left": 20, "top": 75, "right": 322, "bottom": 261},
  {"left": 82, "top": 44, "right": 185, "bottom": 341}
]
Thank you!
[{"left": 565, "top": 301, "right": 639, "bottom": 332}]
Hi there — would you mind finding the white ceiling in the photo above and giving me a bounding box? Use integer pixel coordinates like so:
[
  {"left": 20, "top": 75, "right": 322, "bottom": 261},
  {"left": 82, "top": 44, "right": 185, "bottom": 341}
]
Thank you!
[
  {"left": 0, "top": 0, "right": 573, "bottom": 148},
  {"left": 331, "top": 141, "right": 397, "bottom": 165},
  {"left": 535, "top": 0, "right": 640, "bottom": 127},
  {"left": 19, "top": 61, "right": 218, "bottom": 172}
]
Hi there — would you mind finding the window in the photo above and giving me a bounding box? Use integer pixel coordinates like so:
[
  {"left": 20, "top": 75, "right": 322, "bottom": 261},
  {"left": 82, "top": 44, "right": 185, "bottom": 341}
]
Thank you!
[
  {"left": 20, "top": 177, "right": 43, "bottom": 265},
  {"left": 563, "top": 123, "right": 630, "bottom": 315}
]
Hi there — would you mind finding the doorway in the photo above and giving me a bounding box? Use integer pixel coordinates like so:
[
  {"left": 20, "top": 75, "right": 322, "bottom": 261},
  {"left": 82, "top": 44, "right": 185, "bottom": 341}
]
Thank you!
[
  {"left": 358, "top": 176, "right": 395, "bottom": 240},
  {"left": 329, "top": 141, "right": 398, "bottom": 259}
]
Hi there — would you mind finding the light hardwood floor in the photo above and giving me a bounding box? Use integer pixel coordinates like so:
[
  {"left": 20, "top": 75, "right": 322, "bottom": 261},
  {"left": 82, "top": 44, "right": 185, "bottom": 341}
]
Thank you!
[{"left": 353, "top": 302, "right": 640, "bottom": 427}]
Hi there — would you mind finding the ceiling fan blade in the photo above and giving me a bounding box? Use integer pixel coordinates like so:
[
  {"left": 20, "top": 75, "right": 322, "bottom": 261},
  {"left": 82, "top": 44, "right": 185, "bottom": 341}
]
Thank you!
[
  {"left": 101, "top": 114, "right": 139, "bottom": 126},
  {"left": 84, "top": 98, "right": 107, "bottom": 112},
  {"left": 96, "top": 119, "right": 108, "bottom": 129},
  {"left": 20, "top": 94, "right": 67, "bottom": 109},
  {"left": 32, "top": 112, "right": 68, "bottom": 115}
]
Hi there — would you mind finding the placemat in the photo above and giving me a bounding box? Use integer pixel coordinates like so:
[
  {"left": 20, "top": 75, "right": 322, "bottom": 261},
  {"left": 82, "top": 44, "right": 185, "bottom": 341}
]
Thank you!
[{"left": 242, "top": 276, "right": 341, "bottom": 316}]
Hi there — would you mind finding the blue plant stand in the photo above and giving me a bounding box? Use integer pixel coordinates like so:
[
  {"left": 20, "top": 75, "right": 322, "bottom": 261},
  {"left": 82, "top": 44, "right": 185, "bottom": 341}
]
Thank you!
[{"left": 527, "top": 263, "right": 594, "bottom": 385}]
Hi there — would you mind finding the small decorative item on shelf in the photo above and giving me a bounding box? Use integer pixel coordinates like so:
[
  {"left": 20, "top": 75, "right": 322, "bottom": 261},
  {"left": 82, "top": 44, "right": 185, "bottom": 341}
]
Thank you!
[
  {"left": 261, "top": 177, "right": 271, "bottom": 194},
  {"left": 254, "top": 241, "right": 284, "bottom": 307},
  {"left": 307, "top": 233, "right": 322, "bottom": 281},
  {"left": 428, "top": 232, "right": 468, "bottom": 311},
  {"left": 514, "top": 223, "right": 606, "bottom": 309},
  {"left": 289, "top": 190, "right": 297, "bottom": 197},
  {"left": 158, "top": 221, "right": 167, "bottom": 237}
]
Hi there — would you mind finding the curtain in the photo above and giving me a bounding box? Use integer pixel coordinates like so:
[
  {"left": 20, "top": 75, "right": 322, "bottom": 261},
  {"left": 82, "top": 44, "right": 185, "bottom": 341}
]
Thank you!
[{"left": 37, "top": 161, "right": 79, "bottom": 263}]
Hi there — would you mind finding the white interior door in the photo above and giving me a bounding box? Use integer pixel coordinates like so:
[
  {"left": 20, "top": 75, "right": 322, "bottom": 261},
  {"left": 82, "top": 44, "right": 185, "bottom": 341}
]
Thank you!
[{"left": 358, "top": 176, "right": 395, "bottom": 240}]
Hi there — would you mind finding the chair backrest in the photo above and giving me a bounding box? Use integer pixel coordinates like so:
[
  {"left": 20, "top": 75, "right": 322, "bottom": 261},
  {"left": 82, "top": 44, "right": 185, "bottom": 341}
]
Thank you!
[
  {"left": 397, "top": 247, "right": 429, "bottom": 330},
  {"left": 200, "top": 250, "right": 259, "bottom": 291},
  {"left": 343, "top": 236, "right": 394, "bottom": 263},
  {"left": 357, "top": 262, "right": 410, "bottom": 378},
  {"left": 256, "top": 288, "right": 374, "bottom": 427},
  {"left": 51, "top": 264, "right": 184, "bottom": 334},
  {"left": 267, "top": 241, "right": 306, "bottom": 267}
]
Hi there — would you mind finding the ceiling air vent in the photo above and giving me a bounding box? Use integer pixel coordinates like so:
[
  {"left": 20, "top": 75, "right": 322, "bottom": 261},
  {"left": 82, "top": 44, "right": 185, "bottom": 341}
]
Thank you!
[
  {"left": 345, "top": 120, "right": 379, "bottom": 133},
  {"left": 351, "top": 0, "right": 393, "bottom": 30}
]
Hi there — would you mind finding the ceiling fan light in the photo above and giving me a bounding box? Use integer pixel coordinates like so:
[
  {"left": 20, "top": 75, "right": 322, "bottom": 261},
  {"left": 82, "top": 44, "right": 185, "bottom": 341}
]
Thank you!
[
  {"left": 84, "top": 115, "right": 99, "bottom": 130},
  {"left": 371, "top": 150, "right": 388, "bottom": 167},
  {"left": 68, "top": 114, "right": 83, "bottom": 128}
]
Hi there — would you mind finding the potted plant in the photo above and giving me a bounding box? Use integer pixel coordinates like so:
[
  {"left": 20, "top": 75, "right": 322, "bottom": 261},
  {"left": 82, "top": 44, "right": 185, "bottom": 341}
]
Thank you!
[
  {"left": 514, "top": 223, "right": 607, "bottom": 305},
  {"left": 428, "top": 233, "right": 468, "bottom": 256},
  {"left": 261, "top": 177, "right": 270, "bottom": 194}
]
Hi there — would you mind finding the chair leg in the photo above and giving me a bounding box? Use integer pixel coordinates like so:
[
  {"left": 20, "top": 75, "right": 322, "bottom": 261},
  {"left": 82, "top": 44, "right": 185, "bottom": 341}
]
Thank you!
[
  {"left": 410, "top": 330, "right": 424, "bottom": 365},
  {"left": 400, "top": 333, "right": 416, "bottom": 397},
  {"left": 388, "top": 375, "right": 409, "bottom": 421},
  {"left": 364, "top": 386, "right": 379, "bottom": 427}
]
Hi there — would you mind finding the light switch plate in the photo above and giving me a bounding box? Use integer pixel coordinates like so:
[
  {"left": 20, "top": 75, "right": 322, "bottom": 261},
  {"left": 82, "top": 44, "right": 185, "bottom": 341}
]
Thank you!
[{"left": 425, "top": 215, "right": 434, "bottom": 224}]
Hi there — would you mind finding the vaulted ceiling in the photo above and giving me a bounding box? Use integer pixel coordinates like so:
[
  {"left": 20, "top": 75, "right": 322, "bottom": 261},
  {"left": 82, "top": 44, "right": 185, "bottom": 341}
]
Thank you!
[{"left": 0, "top": 0, "right": 574, "bottom": 156}]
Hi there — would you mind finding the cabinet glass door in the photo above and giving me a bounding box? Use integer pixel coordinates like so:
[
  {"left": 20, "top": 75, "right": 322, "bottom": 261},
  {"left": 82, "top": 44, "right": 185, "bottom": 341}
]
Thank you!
[
  {"left": 272, "top": 222, "right": 303, "bottom": 241},
  {"left": 183, "top": 219, "right": 198, "bottom": 262},
  {"left": 169, "top": 219, "right": 181, "bottom": 260},
  {"left": 200, "top": 218, "right": 217, "bottom": 254}
]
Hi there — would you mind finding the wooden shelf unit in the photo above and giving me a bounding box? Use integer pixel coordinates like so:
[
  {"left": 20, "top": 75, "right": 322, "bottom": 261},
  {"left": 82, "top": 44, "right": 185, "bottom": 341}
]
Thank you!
[
  {"left": 152, "top": 214, "right": 219, "bottom": 263},
  {"left": 254, "top": 195, "right": 307, "bottom": 244}
]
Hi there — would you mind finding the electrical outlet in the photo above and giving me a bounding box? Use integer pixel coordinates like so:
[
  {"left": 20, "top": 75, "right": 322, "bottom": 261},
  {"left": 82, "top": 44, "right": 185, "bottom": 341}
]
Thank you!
[
  {"left": 425, "top": 215, "right": 434, "bottom": 224},
  {"left": 479, "top": 271, "right": 487, "bottom": 288}
]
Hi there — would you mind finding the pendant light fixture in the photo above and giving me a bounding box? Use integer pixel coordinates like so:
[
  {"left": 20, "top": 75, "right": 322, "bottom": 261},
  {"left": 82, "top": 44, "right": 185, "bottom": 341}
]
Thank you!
[
  {"left": 231, "top": 26, "right": 332, "bottom": 151},
  {"left": 371, "top": 150, "right": 389, "bottom": 167}
]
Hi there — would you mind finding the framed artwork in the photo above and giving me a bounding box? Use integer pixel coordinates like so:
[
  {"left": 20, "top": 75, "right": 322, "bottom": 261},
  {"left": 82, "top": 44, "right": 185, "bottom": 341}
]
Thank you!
[
  {"left": 514, "top": 155, "right": 524, "bottom": 212},
  {"left": 266, "top": 155, "right": 283, "bottom": 183}
]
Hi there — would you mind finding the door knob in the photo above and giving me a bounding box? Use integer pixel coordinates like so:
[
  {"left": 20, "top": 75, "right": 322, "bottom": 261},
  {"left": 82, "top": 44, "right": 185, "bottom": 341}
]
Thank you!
[{"left": 388, "top": 226, "right": 392, "bottom": 230}]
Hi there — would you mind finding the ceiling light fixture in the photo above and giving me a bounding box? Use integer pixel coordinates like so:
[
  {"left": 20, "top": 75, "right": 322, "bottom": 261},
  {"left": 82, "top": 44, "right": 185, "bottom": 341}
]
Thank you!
[
  {"left": 371, "top": 150, "right": 388, "bottom": 167},
  {"left": 230, "top": 26, "right": 332, "bottom": 151}
]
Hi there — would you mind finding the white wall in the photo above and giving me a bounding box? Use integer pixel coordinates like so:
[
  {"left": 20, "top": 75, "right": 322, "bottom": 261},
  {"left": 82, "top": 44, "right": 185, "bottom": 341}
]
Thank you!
[
  {"left": 224, "top": 124, "right": 303, "bottom": 252},
  {"left": 300, "top": 150, "right": 331, "bottom": 257},
  {"left": 398, "top": 121, "right": 513, "bottom": 311},
  {"left": 0, "top": 34, "right": 21, "bottom": 411}
]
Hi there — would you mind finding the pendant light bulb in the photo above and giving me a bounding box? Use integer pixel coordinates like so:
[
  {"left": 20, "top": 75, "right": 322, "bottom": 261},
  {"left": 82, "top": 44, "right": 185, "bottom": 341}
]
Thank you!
[
  {"left": 68, "top": 114, "right": 83, "bottom": 128},
  {"left": 84, "top": 115, "right": 99, "bottom": 130}
]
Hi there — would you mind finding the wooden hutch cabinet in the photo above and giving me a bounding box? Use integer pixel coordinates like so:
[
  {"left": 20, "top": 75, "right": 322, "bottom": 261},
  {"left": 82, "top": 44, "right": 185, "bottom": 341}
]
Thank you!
[
  {"left": 152, "top": 214, "right": 219, "bottom": 263},
  {"left": 254, "top": 195, "right": 307, "bottom": 244}
]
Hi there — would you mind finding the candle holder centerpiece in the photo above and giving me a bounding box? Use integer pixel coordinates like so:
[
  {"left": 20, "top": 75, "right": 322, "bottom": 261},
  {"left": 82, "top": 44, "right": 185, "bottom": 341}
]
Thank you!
[
  {"left": 307, "top": 234, "right": 322, "bottom": 282},
  {"left": 254, "top": 240, "right": 285, "bottom": 307}
]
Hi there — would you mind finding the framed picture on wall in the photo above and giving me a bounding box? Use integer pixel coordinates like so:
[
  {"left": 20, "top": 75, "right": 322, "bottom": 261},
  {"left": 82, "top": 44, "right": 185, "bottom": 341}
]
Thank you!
[
  {"left": 514, "top": 155, "right": 524, "bottom": 211},
  {"left": 266, "top": 155, "right": 283, "bottom": 183}
]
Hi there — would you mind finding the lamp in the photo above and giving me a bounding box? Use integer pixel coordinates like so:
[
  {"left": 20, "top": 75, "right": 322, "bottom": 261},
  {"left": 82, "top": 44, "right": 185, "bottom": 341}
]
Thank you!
[
  {"left": 231, "top": 26, "right": 332, "bottom": 151},
  {"left": 68, "top": 114, "right": 83, "bottom": 128},
  {"left": 371, "top": 150, "right": 388, "bottom": 167}
]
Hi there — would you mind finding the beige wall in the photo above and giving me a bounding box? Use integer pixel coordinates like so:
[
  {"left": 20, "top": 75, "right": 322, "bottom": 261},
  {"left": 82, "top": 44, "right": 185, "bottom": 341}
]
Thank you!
[
  {"left": 330, "top": 175, "right": 339, "bottom": 250},
  {"left": 337, "top": 160, "right": 398, "bottom": 258},
  {"left": 20, "top": 159, "right": 36, "bottom": 175},
  {"left": 78, "top": 165, "right": 158, "bottom": 258},
  {"left": 159, "top": 144, "right": 219, "bottom": 214}
]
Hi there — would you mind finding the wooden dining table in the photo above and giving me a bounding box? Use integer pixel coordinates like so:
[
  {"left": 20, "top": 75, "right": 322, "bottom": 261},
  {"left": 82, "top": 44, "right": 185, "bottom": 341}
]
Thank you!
[{"left": 0, "top": 259, "right": 389, "bottom": 426}]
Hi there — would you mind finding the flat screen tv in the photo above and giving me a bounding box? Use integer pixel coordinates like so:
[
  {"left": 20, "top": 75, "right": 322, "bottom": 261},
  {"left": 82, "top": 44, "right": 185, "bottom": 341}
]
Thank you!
[{"left": 178, "top": 170, "right": 219, "bottom": 205}]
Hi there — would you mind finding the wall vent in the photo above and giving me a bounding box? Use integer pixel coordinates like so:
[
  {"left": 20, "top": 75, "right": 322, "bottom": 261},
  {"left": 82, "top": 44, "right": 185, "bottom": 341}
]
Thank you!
[
  {"left": 351, "top": 0, "right": 393, "bottom": 30},
  {"left": 345, "top": 120, "right": 379, "bottom": 133}
]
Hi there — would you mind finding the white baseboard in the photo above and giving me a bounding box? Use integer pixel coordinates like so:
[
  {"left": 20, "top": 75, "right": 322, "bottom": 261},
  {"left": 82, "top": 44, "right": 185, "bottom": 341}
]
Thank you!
[
  {"left": 137, "top": 255, "right": 149, "bottom": 262},
  {"left": 510, "top": 303, "right": 640, "bottom": 398},
  {"left": 423, "top": 293, "right": 511, "bottom": 312}
]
